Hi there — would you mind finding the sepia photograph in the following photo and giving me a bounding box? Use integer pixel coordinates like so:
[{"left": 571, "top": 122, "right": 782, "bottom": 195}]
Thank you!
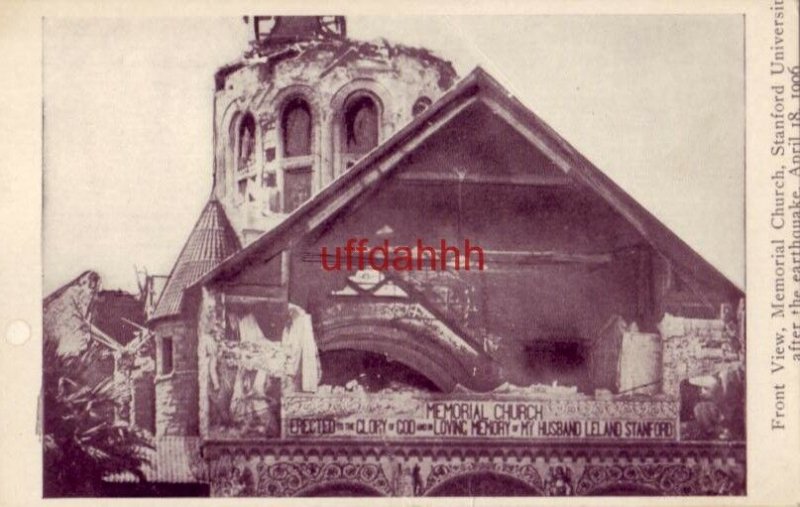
[{"left": 39, "top": 14, "right": 747, "bottom": 498}]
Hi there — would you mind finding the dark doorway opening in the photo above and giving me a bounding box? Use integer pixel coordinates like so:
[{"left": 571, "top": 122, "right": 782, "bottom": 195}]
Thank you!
[{"left": 319, "top": 349, "right": 440, "bottom": 393}]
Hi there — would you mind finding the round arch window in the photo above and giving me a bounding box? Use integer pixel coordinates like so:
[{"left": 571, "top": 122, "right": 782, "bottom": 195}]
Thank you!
[
  {"left": 237, "top": 113, "right": 256, "bottom": 170},
  {"left": 281, "top": 98, "right": 312, "bottom": 157},
  {"left": 344, "top": 95, "right": 379, "bottom": 155}
]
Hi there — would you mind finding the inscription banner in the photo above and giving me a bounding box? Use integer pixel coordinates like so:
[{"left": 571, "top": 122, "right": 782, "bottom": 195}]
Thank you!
[{"left": 282, "top": 394, "right": 679, "bottom": 441}]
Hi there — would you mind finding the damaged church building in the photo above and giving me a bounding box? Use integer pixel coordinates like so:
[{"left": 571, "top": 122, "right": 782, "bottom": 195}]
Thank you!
[{"left": 143, "top": 17, "right": 746, "bottom": 497}]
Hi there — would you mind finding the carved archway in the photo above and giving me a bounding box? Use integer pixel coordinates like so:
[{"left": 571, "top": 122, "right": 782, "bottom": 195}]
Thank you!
[
  {"left": 318, "top": 348, "right": 441, "bottom": 392},
  {"left": 298, "top": 481, "right": 386, "bottom": 497},
  {"left": 254, "top": 461, "right": 392, "bottom": 497},
  {"left": 328, "top": 79, "right": 392, "bottom": 177},
  {"left": 571, "top": 463, "right": 745, "bottom": 496},
  {"left": 584, "top": 482, "right": 662, "bottom": 496},
  {"left": 316, "top": 321, "right": 481, "bottom": 392},
  {"left": 425, "top": 471, "right": 542, "bottom": 497}
]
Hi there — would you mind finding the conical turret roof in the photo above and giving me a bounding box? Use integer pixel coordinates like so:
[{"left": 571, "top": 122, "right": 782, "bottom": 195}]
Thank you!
[{"left": 150, "top": 200, "right": 240, "bottom": 321}]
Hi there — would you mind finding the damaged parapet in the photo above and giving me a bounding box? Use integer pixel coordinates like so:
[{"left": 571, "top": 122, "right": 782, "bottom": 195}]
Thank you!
[
  {"left": 590, "top": 316, "right": 661, "bottom": 395},
  {"left": 590, "top": 308, "right": 743, "bottom": 399},
  {"left": 659, "top": 312, "right": 742, "bottom": 397},
  {"left": 212, "top": 16, "right": 458, "bottom": 242}
]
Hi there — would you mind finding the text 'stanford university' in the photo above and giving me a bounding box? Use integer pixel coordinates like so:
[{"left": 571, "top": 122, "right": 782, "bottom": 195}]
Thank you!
[{"left": 139, "top": 17, "right": 745, "bottom": 497}]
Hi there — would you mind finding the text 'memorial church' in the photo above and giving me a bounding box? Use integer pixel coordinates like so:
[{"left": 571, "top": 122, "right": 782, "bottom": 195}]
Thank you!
[{"left": 140, "top": 16, "right": 745, "bottom": 497}]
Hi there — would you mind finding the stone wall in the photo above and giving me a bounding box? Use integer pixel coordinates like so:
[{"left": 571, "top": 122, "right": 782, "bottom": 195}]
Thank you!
[
  {"left": 658, "top": 313, "right": 741, "bottom": 397},
  {"left": 154, "top": 318, "right": 199, "bottom": 436}
]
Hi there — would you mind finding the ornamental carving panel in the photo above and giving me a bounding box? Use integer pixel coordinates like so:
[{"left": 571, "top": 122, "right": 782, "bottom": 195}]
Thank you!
[
  {"left": 256, "top": 462, "right": 391, "bottom": 496},
  {"left": 574, "top": 463, "right": 745, "bottom": 496},
  {"left": 424, "top": 462, "right": 544, "bottom": 495}
]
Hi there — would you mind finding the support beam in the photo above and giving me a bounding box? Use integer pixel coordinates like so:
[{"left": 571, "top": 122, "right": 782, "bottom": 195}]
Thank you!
[
  {"left": 397, "top": 171, "right": 569, "bottom": 186},
  {"left": 224, "top": 293, "right": 288, "bottom": 305},
  {"left": 483, "top": 250, "right": 614, "bottom": 266}
]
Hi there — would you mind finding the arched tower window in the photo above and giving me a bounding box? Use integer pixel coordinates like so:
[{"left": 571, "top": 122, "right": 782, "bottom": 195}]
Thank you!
[
  {"left": 276, "top": 96, "right": 315, "bottom": 213},
  {"left": 230, "top": 112, "right": 258, "bottom": 204},
  {"left": 281, "top": 98, "right": 312, "bottom": 157},
  {"left": 159, "top": 336, "right": 174, "bottom": 375},
  {"left": 237, "top": 113, "right": 256, "bottom": 170},
  {"left": 343, "top": 94, "right": 379, "bottom": 168}
]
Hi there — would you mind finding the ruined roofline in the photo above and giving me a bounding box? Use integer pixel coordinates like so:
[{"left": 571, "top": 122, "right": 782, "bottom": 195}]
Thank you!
[
  {"left": 213, "top": 35, "right": 458, "bottom": 92},
  {"left": 186, "top": 65, "right": 743, "bottom": 306},
  {"left": 43, "top": 270, "right": 100, "bottom": 307}
]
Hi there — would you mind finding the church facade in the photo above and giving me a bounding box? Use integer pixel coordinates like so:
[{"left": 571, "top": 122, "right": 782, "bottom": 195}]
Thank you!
[{"left": 146, "top": 16, "right": 746, "bottom": 497}]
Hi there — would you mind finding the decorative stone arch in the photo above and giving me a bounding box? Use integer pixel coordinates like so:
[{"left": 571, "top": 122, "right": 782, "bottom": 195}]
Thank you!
[
  {"left": 572, "top": 463, "right": 725, "bottom": 496},
  {"left": 316, "top": 321, "right": 478, "bottom": 392},
  {"left": 264, "top": 85, "right": 326, "bottom": 200},
  {"left": 219, "top": 106, "right": 261, "bottom": 203},
  {"left": 214, "top": 101, "right": 241, "bottom": 197},
  {"left": 268, "top": 85, "right": 323, "bottom": 152},
  {"left": 581, "top": 482, "right": 662, "bottom": 496},
  {"left": 425, "top": 470, "right": 544, "bottom": 497},
  {"left": 278, "top": 100, "right": 314, "bottom": 153},
  {"left": 204, "top": 442, "right": 746, "bottom": 498},
  {"left": 269, "top": 84, "right": 322, "bottom": 120},
  {"left": 297, "top": 481, "right": 387, "bottom": 497},
  {"left": 227, "top": 109, "right": 258, "bottom": 159},
  {"left": 253, "top": 461, "right": 392, "bottom": 497},
  {"left": 219, "top": 100, "right": 251, "bottom": 159},
  {"left": 329, "top": 79, "right": 393, "bottom": 177}
]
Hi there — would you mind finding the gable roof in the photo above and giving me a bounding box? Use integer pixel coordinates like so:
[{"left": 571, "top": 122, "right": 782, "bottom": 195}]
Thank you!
[
  {"left": 187, "top": 66, "right": 742, "bottom": 306},
  {"left": 150, "top": 199, "right": 241, "bottom": 322}
]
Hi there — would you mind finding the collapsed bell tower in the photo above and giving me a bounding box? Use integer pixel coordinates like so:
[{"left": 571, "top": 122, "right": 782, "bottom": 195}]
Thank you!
[{"left": 211, "top": 15, "right": 458, "bottom": 244}]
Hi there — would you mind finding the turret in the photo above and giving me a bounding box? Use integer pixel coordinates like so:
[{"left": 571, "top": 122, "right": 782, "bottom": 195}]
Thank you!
[
  {"left": 211, "top": 16, "right": 458, "bottom": 244},
  {"left": 150, "top": 200, "right": 240, "bottom": 436}
]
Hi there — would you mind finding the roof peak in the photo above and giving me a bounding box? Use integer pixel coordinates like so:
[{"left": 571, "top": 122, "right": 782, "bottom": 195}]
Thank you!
[
  {"left": 149, "top": 200, "right": 240, "bottom": 322},
  {"left": 189, "top": 65, "right": 742, "bottom": 299}
]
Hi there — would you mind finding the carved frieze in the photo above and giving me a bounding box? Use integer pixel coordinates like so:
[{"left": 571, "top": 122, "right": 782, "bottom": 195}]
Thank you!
[
  {"left": 257, "top": 462, "right": 391, "bottom": 496},
  {"left": 425, "top": 462, "right": 544, "bottom": 495},
  {"left": 573, "top": 463, "right": 744, "bottom": 496},
  {"left": 204, "top": 441, "right": 745, "bottom": 497}
]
